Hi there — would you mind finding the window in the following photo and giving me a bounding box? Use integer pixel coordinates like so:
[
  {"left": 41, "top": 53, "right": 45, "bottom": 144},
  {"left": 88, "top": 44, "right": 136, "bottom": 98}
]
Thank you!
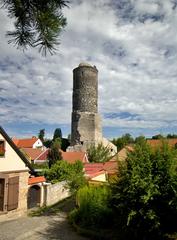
[{"left": 0, "top": 141, "right": 5, "bottom": 157}]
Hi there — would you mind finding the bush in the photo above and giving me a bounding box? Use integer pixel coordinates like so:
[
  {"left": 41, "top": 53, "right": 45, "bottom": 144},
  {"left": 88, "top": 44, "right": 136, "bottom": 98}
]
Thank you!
[
  {"left": 87, "top": 143, "right": 112, "bottom": 163},
  {"left": 110, "top": 140, "right": 177, "bottom": 239},
  {"left": 70, "top": 185, "right": 112, "bottom": 229},
  {"left": 45, "top": 160, "right": 86, "bottom": 192}
]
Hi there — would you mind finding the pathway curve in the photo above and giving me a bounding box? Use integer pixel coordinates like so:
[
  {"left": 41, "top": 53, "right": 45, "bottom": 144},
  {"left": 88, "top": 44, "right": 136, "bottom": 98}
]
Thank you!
[{"left": 0, "top": 198, "right": 89, "bottom": 240}]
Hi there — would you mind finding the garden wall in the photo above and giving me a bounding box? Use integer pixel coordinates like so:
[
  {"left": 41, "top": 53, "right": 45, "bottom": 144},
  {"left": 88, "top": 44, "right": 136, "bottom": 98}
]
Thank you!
[{"left": 44, "top": 181, "right": 70, "bottom": 206}]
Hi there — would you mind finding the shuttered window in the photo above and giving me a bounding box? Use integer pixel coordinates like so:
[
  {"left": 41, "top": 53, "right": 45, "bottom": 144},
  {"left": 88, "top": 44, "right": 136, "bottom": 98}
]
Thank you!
[
  {"left": 7, "top": 176, "right": 19, "bottom": 211},
  {"left": 0, "top": 141, "right": 5, "bottom": 157}
]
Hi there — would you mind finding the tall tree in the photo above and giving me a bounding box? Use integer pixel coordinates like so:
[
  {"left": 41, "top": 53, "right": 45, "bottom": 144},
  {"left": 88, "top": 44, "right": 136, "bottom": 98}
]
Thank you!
[
  {"left": 48, "top": 138, "right": 62, "bottom": 168},
  {"left": 38, "top": 128, "right": 45, "bottom": 142},
  {"left": 1, "top": 0, "right": 69, "bottom": 55},
  {"left": 110, "top": 140, "right": 177, "bottom": 239},
  {"left": 53, "top": 128, "right": 62, "bottom": 141}
]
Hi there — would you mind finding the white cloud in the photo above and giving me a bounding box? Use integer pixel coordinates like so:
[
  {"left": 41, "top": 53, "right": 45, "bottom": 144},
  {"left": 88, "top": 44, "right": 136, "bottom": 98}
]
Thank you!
[{"left": 1, "top": 0, "right": 177, "bottom": 137}]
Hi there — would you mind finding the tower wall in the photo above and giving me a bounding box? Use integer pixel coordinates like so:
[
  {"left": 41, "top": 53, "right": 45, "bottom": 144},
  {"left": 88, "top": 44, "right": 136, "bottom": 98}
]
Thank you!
[
  {"left": 71, "top": 63, "right": 102, "bottom": 146},
  {"left": 73, "top": 65, "right": 98, "bottom": 113}
]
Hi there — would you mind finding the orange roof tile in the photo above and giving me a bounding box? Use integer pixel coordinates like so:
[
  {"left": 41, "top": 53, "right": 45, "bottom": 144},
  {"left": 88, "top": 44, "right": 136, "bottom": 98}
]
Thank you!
[
  {"left": 147, "top": 139, "right": 177, "bottom": 148},
  {"left": 13, "top": 137, "right": 39, "bottom": 148},
  {"left": 22, "top": 148, "right": 43, "bottom": 160},
  {"left": 62, "top": 152, "right": 88, "bottom": 164},
  {"left": 28, "top": 176, "right": 46, "bottom": 185}
]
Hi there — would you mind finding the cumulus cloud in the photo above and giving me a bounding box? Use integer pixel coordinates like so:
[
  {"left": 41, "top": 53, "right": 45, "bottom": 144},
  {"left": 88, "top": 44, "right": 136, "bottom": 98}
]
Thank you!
[{"left": 0, "top": 0, "right": 177, "bottom": 137}]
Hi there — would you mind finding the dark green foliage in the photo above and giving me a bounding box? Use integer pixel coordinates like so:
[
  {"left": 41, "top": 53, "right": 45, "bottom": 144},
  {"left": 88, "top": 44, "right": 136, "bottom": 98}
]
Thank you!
[
  {"left": 135, "top": 135, "right": 146, "bottom": 144},
  {"left": 112, "top": 133, "right": 134, "bottom": 151},
  {"left": 43, "top": 139, "right": 52, "bottom": 148},
  {"left": 167, "top": 134, "right": 177, "bottom": 139},
  {"left": 110, "top": 140, "right": 177, "bottom": 239},
  {"left": 2, "top": 0, "right": 68, "bottom": 55},
  {"left": 53, "top": 128, "right": 62, "bottom": 141},
  {"left": 45, "top": 160, "right": 86, "bottom": 192},
  {"left": 87, "top": 143, "right": 112, "bottom": 163},
  {"left": 48, "top": 138, "right": 62, "bottom": 168},
  {"left": 152, "top": 134, "right": 164, "bottom": 139},
  {"left": 70, "top": 185, "right": 112, "bottom": 229},
  {"left": 38, "top": 129, "right": 45, "bottom": 142},
  {"left": 61, "top": 138, "right": 70, "bottom": 151}
]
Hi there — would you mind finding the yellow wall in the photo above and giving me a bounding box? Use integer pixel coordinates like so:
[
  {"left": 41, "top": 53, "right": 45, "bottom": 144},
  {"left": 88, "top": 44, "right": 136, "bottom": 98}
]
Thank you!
[
  {"left": 91, "top": 173, "right": 107, "bottom": 182},
  {"left": 0, "top": 133, "right": 28, "bottom": 172}
]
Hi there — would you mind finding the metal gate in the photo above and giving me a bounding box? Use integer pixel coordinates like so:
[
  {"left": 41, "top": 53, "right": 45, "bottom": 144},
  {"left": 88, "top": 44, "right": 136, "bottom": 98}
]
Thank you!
[{"left": 27, "top": 185, "right": 41, "bottom": 209}]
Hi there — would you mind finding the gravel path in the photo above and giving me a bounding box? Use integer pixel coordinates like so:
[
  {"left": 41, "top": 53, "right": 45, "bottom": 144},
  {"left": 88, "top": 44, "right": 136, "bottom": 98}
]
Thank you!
[{"left": 0, "top": 199, "right": 89, "bottom": 240}]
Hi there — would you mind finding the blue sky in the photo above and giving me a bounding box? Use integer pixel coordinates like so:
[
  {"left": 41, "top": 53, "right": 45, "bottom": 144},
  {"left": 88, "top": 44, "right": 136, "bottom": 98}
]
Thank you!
[{"left": 1, "top": 0, "right": 177, "bottom": 139}]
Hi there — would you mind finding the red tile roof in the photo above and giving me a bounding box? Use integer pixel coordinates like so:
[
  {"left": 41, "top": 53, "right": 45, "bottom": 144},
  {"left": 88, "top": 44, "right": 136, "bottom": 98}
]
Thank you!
[
  {"left": 147, "top": 139, "right": 177, "bottom": 148},
  {"left": 13, "top": 137, "right": 39, "bottom": 148},
  {"left": 62, "top": 151, "right": 88, "bottom": 164},
  {"left": 84, "top": 160, "right": 118, "bottom": 179},
  {"left": 28, "top": 176, "right": 46, "bottom": 185},
  {"left": 22, "top": 148, "right": 43, "bottom": 161}
]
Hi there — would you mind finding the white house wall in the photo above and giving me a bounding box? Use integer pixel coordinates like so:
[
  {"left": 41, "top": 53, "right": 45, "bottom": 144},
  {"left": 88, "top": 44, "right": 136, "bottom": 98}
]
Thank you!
[
  {"left": 33, "top": 139, "right": 43, "bottom": 149},
  {"left": 0, "top": 133, "right": 28, "bottom": 172}
]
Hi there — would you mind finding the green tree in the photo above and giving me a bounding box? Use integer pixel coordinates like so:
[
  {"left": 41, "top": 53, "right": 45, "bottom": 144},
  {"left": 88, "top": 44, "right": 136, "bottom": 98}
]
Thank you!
[
  {"left": 152, "top": 134, "right": 164, "bottom": 139},
  {"left": 1, "top": 0, "right": 68, "bottom": 55},
  {"left": 53, "top": 128, "right": 62, "bottom": 141},
  {"left": 45, "top": 160, "right": 86, "bottom": 192},
  {"left": 112, "top": 133, "right": 134, "bottom": 152},
  {"left": 135, "top": 135, "right": 146, "bottom": 144},
  {"left": 110, "top": 140, "right": 177, "bottom": 239},
  {"left": 167, "top": 134, "right": 177, "bottom": 139},
  {"left": 48, "top": 138, "right": 62, "bottom": 168},
  {"left": 87, "top": 143, "right": 112, "bottom": 163},
  {"left": 38, "top": 129, "right": 45, "bottom": 142}
]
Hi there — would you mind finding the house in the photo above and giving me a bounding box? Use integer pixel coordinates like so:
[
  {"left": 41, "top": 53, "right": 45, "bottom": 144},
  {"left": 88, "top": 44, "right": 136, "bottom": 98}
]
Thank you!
[
  {"left": 61, "top": 151, "right": 88, "bottom": 164},
  {"left": 0, "top": 126, "right": 46, "bottom": 217},
  {"left": 84, "top": 160, "right": 118, "bottom": 183},
  {"left": 12, "top": 137, "right": 43, "bottom": 149},
  {"left": 21, "top": 148, "right": 49, "bottom": 164}
]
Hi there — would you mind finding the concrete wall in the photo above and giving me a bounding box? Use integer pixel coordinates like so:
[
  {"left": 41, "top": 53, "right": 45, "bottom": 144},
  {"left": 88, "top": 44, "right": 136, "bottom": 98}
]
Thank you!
[
  {"left": 44, "top": 181, "right": 70, "bottom": 206},
  {"left": 0, "top": 133, "right": 28, "bottom": 172}
]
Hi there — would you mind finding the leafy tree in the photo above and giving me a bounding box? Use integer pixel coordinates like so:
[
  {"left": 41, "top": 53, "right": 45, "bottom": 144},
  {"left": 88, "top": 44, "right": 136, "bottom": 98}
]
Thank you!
[
  {"left": 110, "top": 140, "right": 177, "bottom": 239},
  {"left": 48, "top": 138, "right": 62, "bottom": 168},
  {"left": 167, "top": 134, "right": 177, "bottom": 139},
  {"left": 112, "top": 133, "right": 134, "bottom": 152},
  {"left": 152, "top": 134, "right": 164, "bottom": 139},
  {"left": 53, "top": 128, "right": 62, "bottom": 141},
  {"left": 87, "top": 143, "right": 112, "bottom": 163},
  {"left": 38, "top": 129, "right": 45, "bottom": 142},
  {"left": 1, "top": 0, "right": 69, "bottom": 55},
  {"left": 61, "top": 138, "right": 70, "bottom": 151},
  {"left": 135, "top": 135, "right": 146, "bottom": 144},
  {"left": 45, "top": 160, "right": 86, "bottom": 192},
  {"left": 43, "top": 139, "right": 52, "bottom": 148}
]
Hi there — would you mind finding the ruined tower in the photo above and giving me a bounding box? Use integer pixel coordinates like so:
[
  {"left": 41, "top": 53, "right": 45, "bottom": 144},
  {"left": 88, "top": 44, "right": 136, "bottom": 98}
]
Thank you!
[
  {"left": 71, "top": 63, "right": 102, "bottom": 147},
  {"left": 70, "top": 62, "right": 117, "bottom": 154}
]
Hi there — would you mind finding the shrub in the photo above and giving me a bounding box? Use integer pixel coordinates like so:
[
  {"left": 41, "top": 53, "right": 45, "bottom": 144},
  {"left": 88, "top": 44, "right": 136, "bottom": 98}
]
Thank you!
[
  {"left": 110, "top": 140, "right": 177, "bottom": 239},
  {"left": 87, "top": 143, "right": 112, "bottom": 163},
  {"left": 70, "top": 185, "right": 112, "bottom": 229},
  {"left": 45, "top": 160, "right": 86, "bottom": 192}
]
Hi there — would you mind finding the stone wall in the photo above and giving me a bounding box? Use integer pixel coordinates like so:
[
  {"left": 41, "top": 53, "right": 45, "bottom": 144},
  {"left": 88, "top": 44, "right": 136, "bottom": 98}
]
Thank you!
[
  {"left": 44, "top": 181, "right": 70, "bottom": 206},
  {"left": 73, "top": 64, "right": 98, "bottom": 113},
  {"left": 0, "top": 171, "right": 30, "bottom": 221}
]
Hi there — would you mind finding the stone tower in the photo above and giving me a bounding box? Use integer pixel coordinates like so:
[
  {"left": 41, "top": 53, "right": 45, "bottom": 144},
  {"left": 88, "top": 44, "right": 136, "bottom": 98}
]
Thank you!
[
  {"left": 71, "top": 63, "right": 102, "bottom": 147},
  {"left": 70, "top": 62, "right": 117, "bottom": 154}
]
